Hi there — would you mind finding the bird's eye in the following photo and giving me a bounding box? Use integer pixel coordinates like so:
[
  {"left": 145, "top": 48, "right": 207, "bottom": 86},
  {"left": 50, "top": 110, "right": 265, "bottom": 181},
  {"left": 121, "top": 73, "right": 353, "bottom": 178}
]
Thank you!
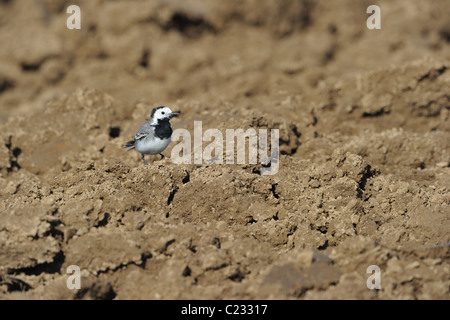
[{"left": 162, "top": 112, "right": 165, "bottom": 115}]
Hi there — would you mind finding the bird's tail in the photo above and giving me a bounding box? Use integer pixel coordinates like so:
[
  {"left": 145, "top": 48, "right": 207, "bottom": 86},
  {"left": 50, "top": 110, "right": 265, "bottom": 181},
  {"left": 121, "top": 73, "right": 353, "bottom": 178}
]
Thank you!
[{"left": 125, "top": 140, "right": 135, "bottom": 152}]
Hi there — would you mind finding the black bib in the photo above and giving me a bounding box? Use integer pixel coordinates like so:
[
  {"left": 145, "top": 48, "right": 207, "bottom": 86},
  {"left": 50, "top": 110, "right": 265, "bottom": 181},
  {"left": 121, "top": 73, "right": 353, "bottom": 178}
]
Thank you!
[{"left": 154, "top": 119, "right": 173, "bottom": 139}]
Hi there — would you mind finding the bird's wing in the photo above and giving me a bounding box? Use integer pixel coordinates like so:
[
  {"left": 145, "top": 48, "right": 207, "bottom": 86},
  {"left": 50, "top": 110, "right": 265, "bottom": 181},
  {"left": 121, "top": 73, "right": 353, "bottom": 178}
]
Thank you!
[{"left": 134, "top": 122, "right": 156, "bottom": 141}]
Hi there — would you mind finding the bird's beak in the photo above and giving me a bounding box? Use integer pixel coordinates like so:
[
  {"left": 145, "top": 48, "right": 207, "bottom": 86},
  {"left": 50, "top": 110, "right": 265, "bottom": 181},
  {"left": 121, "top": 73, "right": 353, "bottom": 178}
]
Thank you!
[{"left": 170, "top": 112, "right": 180, "bottom": 118}]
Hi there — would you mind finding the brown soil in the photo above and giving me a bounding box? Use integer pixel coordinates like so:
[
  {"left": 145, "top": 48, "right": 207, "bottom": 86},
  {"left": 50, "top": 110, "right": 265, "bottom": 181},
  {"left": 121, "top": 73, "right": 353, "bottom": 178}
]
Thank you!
[{"left": 0, "top": 0, "right": 449, "bottom": 299}]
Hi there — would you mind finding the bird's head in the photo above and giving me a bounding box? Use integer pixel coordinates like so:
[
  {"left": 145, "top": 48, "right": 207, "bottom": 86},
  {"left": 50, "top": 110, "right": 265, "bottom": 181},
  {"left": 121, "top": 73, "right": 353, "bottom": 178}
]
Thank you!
[{"left": 150, "top": 106, "right": 179, "bottom": 124}]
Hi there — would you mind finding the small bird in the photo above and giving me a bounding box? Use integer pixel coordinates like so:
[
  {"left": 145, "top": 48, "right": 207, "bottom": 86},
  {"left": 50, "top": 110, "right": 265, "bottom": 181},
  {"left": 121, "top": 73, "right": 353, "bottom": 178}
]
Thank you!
[{"left": 125, "top": 106, "right": 178, "bottom": 165}]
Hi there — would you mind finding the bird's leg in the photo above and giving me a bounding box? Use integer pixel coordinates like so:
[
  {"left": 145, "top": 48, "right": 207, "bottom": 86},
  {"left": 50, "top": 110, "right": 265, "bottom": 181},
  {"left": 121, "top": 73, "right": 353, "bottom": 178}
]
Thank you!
[
  {"left": 159, "top": 153, "right": 165, "bottom": 160},
  {"left": 141, "top": 153, "right": 148, "bottom": 165}
]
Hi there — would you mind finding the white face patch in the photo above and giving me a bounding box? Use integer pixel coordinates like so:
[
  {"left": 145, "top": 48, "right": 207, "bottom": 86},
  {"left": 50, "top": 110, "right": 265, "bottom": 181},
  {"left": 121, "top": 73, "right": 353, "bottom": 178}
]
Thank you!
[{"left": 152, "top": 107, "right": 173, "bottom": 122}]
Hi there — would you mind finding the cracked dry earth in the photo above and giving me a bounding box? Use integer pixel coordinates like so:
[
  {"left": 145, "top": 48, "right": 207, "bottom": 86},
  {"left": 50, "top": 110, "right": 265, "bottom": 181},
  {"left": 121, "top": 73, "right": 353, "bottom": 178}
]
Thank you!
[{"left": 0, "top": 0, "right": 449, "bottom": 299}]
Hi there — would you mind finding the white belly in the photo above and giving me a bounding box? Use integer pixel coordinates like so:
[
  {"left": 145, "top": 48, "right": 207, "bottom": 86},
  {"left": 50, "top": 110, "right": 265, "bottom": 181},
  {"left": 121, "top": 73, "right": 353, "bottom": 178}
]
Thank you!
[{"left": 135, "top": 137, "right": 171, "bottom": 154}]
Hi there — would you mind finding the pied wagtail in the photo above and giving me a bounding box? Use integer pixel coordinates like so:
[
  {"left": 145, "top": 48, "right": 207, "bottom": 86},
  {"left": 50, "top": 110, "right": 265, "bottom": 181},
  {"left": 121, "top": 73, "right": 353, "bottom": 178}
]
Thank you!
[{"left": 125, "top": 106, "right": 178, "bottom": 165}]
